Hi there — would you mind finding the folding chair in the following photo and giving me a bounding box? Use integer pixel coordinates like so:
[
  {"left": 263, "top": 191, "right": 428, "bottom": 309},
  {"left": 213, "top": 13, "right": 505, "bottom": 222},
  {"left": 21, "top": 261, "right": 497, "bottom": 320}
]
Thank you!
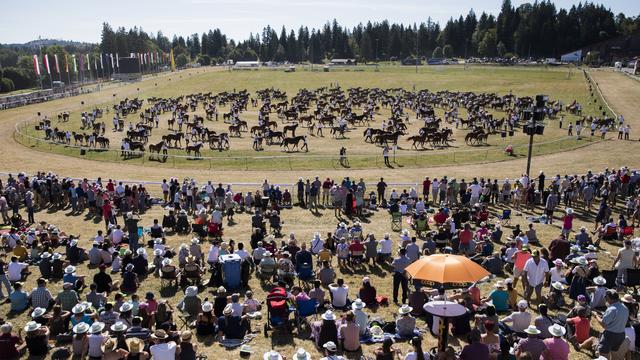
[
  {"left": 621, "top": 226, "right": 635, "bottom": 239},
  {"left": 295, "top": 298, "right": 319, "bottom": 332},
  {"left": 498, "top": 209, "right": 512, "bottom": 225},
  {"left": 414, "top": 217, "right": 429, "bottom": 237},
  {"left": 391, "top": 212, "right": 403, "bottom": 231}
]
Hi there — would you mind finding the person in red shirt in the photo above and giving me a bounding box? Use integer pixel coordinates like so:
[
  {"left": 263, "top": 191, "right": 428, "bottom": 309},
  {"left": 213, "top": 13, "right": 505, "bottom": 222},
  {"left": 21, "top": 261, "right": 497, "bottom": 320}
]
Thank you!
[
  {"left": 0, "top": 323, "right": 26, "bottom": 358},
  {"left": 512, "top": 245, "right": 532, "bottom": 291},
  {"left": 567, "top": 307, "right": 597, "bottom": 355},
  {"left": 102, "top": 200, "right": 113, "bottom": 229},
  {"left": 348, "top": 239, "right": 365, "bottom": 265},
  {"left": 458, "top": 223, "right": 473, "bottom": 255},
  {"left": 433, "top": 208, "right": 447, "bottom": 225},
  {"left": 422, "top": 177, "right": 431, "bottom": 202}
]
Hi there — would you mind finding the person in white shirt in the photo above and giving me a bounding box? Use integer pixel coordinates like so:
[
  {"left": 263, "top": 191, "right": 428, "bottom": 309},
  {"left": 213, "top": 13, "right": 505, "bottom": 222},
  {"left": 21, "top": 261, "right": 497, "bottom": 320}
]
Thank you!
[
  {"left": 523, "top": 250, "right": 549, "bottom": 303},
  {"left": 7, "top": 257, "right": 28, "bottom": 282},
  {"left": 310, "top": 233, "right": 324, "bottom": 254},
  {"left": 501, "top": 300, "right": 532, "bottom": 333},
  {"left": 351, "top": 299, "right": 369, "bottom": 335},
  {"left": 404, "top": 336, "right": 429, "bottom": 360},
  {"left": 149, "top": 329, "right": 179, "bottom": 360},
  {"left": 469, "top": 182, "right": 482, "bottom": 204},
  {"left": 548, "top": 259, "right": 567, "bottom": 284},
  {"left": 207, "top": 244, "right": 220, "bottom": 265},
  {"left": 377, "top": 234, "right": 393, "bottom": 263},
  {"left": 328, "top": 279, "right": 349, "bottom": 308}
]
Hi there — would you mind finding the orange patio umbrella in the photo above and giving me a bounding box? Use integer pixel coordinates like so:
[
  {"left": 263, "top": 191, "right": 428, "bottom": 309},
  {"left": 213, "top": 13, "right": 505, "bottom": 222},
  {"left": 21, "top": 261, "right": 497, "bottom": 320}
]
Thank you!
[{"left": 405, "top": 254, "right": 490, "bottom": 284}]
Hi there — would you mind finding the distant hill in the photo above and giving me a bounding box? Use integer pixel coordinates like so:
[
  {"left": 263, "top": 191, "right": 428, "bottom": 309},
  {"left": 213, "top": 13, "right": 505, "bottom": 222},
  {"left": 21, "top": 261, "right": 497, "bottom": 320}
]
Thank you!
[{"left": 3, "top": 38, "right": 95, "bottom": 49}]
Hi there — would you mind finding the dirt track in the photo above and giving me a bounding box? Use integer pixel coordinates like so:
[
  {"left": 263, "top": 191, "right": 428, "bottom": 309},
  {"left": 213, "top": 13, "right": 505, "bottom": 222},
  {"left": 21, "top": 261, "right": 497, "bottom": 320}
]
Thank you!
[{"left": 1, "top": 68, "right": 638, "bottom": 184}]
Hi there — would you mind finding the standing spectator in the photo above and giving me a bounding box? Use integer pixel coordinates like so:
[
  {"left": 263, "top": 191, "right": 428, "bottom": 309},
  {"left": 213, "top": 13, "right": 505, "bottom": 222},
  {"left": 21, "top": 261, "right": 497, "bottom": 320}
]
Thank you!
[
  {"left": 595, "top": 290, "right": 629, "bottom": 358},
  {"left": 523, "top": 250, "right": 549, "bottom": 304},
  {"left": 391, "top": 248, "right": 411, "bottom": 304}
]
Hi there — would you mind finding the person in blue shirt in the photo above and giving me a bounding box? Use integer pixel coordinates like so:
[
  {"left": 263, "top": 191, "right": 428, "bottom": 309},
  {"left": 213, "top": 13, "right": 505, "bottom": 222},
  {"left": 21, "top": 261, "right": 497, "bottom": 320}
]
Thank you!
[
  {"left": 9, "top": 282, "right": 29, "bottom": 312},
  {"left": 482, "top": 281, "right": 509, "bottom": 312}
]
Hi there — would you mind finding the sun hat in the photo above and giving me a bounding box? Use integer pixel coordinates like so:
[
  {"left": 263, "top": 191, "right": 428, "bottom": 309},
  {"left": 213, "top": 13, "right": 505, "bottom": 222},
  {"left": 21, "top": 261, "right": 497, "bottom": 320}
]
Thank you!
[
  {"left": 102, "top": 338, "right": 117, "bottom": 353},
  {"left": 152, "top": 329, "right": 169, "bottom": 340},
  {"left": 69, "top": 239, "right": 77, "bottom": 247},
  {"left": 40, "top": 252, "right": 51, "bottom": 259},
  {"left": 577, "top": 294, "right": 587, "bottom": 302},
  {"left": 587, "top": 245, "right": 597, "bottom": 251},
  {"left": 239, "top": 345, "right": 254, "bottom": 355},
  {"left": 161, "top": 258, "right": 172, "bottom": 266},
  {"left": 570, "top": 245, "right": 580, "bottom": 252},
  {"left": 110, "top": 321, "right": 128, "bottom": 332},
  {"left": 90, "top": 322, "right": 106, "bottom": 334},
  {"left": 136, "top": 248, "right": 146, "bottom": 256},
  {"left": 72, "top": 303, "right": 87, "bottom": 315},
  {"left": 120, "top": 302, "right": 133, "bottom": 313},
  {"left": 154, "top": 238, "right": 163, "bottom": 244},
  {"left": 31, "top": 307, "right": 46, "bottom": 318},
  {"left": 180, "top": 330, "right": 192, "bottom": 341},
  {"left": 125, "top": 263, "right": 135, "bottom": 272},
  {"left": 505, "top": 278, "right": 513, "bottom": 285},
  {"left": 551, "top": 282, "right": 566, "bottom": 291},
  {"left": 494, "top": 281, "right": 505, "bottom": 289},
  {"left": 321, "top": 310, "right": 336, "bottom": 321},
  {"left": 191, "top": 238, "right": 200, "bottom": 244},
  {"left": 263, "top": 350, "right": 283, "bottom": 360},
  {"left": 263, "top": 251, "right": 273, "bottom": 257},
  {"left": 154, "top": 249, "right": 163, "bottom": 256},
  {"left": 223, "top": 304, "right": 233, "bottom": 316},
  {"left": 185, "top": 286, "right": 198, "bottom": 297},
  {"left": 566, "top": 208, "right": 574, "bottom": 215},
  {"left": 548, "top": 324, "right": 566, "bottom": 337},
  {"left": 126, "top": 337, "right": 144, "bottom": 353},
  {"left": 293, "top": 348, "right": 311, "bottom": 360},
  {"left": 352, "top": 299, "right": 366, "bottom": 310},
  {"left": 593, "top": 276, "right": 607, "bottom": 286},
  {"left": 517, "top": 300, "right": 528, "bottom": 309},
  {"left": 23, "top": 321, "right": 40, "bottom": 332},
  {"left": 398, "top": 304, "right": 413, "bottom": 315},
  {"left": 572, "top": 257, "right": 588, "bottom": 266},
  {"left": 73, "top": 322, "right": 89, "bottom": 334},
  {"left": 622, "top": 294, "right": 637, "bottom": 304},
  {"left": 64, "top": 265, "right": 76, "bottom": 274},
  {"left": 323, "top": 341, "right": 338, "bottom": 352},
  {"left": 202, "top": 302, "right": 213, "bottom": 312},
  {"left": 217, "top": 286, "right": 227, "bottom": 295},
  {"left": 553, "top": 259, "right": 565, "bottom": 266},
  {"left": 524, "top": 325, "right": 541, "bottom": 335}
]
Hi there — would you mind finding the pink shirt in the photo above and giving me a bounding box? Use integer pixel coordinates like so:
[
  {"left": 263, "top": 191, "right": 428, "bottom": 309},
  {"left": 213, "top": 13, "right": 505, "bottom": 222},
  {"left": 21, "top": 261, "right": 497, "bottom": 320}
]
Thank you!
[
  {"left": 562, "top": 215, "right": 574, "bottom": 230},
  {"left": 542, "top": 337, "right": 569, "bottom": 360}
]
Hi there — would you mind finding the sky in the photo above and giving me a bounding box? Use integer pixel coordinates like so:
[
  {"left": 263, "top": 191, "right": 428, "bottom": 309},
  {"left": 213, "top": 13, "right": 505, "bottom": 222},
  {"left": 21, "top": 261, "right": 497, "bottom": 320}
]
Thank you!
[{"left": 1, "top": 0, "right": 637, "bottom": 44}]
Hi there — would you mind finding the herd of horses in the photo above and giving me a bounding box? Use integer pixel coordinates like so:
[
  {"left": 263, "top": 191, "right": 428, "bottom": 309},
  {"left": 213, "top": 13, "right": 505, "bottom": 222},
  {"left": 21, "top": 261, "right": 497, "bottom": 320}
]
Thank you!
[{"left": 33, "top": 83, "right": 613, "bottom": 161}]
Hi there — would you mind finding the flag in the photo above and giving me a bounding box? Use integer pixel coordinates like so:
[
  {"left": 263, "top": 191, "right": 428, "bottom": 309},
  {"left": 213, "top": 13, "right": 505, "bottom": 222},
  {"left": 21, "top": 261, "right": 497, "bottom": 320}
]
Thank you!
[
  {"left": 94, "top": 58, "right": 98, "bottom": 72},
  {"left": 155, "top": 51, "right": 159, "bottom": 65},
  {"left": 33, "top": 55, "right": 40, "bottom": 75},
  {"left": 150, "top": 52, "right": 154, "bottom": 64},
  {"left": 110, "top": 53, "right": 114, "bottom": 68},
  {"left": 170, "top": 49, "right": 176, "bottom": 71},
  {"left": 44, "top": 54, "right": 51, "bottom": 74},
  {"left": 115, "top": 53, "right": 119, "bottom": 68},
  {"left": 54, "top": 54, "right": 60, "bottom": 73},
  {"left": 65, "top": 54, "right": 69, "bottom": 73},
  {"left": 86, "top": 54, "right": 91, "bottom": 70},
  {"left": 72, "top": 54, "right": 77, "bottom": 72},
  {"left": 100, "top": 54, "right": 104, "bottom": 69}
]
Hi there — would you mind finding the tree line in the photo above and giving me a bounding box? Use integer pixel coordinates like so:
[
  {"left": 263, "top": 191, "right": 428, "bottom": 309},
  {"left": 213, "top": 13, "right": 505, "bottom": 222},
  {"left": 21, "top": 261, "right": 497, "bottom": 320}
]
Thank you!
[{"left": 0, "top": 1, "right": 639, "bottom": 93}]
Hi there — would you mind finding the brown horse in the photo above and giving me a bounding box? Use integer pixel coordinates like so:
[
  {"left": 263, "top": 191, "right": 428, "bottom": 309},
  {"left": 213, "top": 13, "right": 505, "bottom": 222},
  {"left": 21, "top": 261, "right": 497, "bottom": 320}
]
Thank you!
[
  {"left": 185, "top": 142, "right": 203, "bottom": 158},
  {"left": 149, "top": 141, "right": 167, "bottom": 154},
  {"left": 283, "top": 123, "right": 298, "bottom": 137}
]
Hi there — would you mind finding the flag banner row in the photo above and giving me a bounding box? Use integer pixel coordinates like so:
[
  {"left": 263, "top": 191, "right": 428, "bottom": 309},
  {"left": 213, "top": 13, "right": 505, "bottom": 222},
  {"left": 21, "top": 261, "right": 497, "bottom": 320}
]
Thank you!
[{"left": 30, "top": 51, "right": 169, "bottom": 75}]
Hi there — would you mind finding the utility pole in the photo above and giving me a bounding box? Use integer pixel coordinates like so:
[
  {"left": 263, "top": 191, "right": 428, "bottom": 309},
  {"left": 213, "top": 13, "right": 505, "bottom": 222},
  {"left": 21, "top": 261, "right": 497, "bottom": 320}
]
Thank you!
[
  {"left": 415, "top": 29, "right": 419, "bottom": 74},
  {"left": 525, "top": 94, "right": 547, "bottom": 177},
  {"left": 375, "top": 38, "right": 379, "bottom": 62}
]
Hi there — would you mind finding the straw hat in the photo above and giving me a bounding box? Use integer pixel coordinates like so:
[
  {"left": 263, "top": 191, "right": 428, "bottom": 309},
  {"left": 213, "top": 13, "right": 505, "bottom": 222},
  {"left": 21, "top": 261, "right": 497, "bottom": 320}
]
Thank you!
[
  {"left": 217, "top": 286, "right": 227, "bottom": 295},
  {"left": 553, "top": 259, "right": 565, "bottom": 267},
  {"left": 551, "top": 282, "right": 566, "bottom": 291},
  {"left": 72, "top": 303, "right": 87, "bottom": 315},
  {"left": 321, "top": 310, "right": 336, "bottom": 321},
  {"left": 31, "top": 307, "right": 46, "bottom": 318},
  {"left": 90, "top": 322, "right": 106, "bottom": 334},
  {"left": 64, "top": 265, "right": 76, "bottom": 274},
  {"left": 239, "top": 345, "right": 254, "bottom": 355},
  {"left": 202, "top": 302, "right": 213, "bottom": 312},
  {"left": 524, "top": 325, "right": 541, "bottom": 335},
  {"left": 126, "top": 337, "right": 144, "bottom": 353},
  {"left": 152, "top": 329, "right": 169, "bottom": 340},
  {"left": 548, "top": 324, "right": 566, "bottom": 337},
  {"left": 622, "top": 294, "right": 637, "bottom": 304},
  {"left": 293, "top": 348, "right": 311, "bottom": 360},
  {"left": 110, "top": 321, "right": 128, "bottom": 332},
  {"left": 517, "top": 300, "right": 528, "bottom": 309},
  {"left": 180, "top": 330, "right": 192, "bottom": 341},
  {"left": 351, "top": 298, "right": 366, "bottom": 310},
  {"left": 323, "top": 341, "right": 338, "bottom": 352},
  {"left": 102, "top": 338, "right": 116, "bottom": 353},
  {"left": 398, "top": 304, "right": 413, "bottom": 315},
  {"left": 593, "top": 276, "right": 607, "bottom": 286},
  {"left": 223, "top": 304, "right": 233, "bottom": 316},
  {"left": 120, "top": 302, "right": 133, "bottom": 313},
  {"left": 73, "top": 322, "right": 90, "bottom": 334},
  {"left": 263, "top": 350, "right": 283, "bottom": 360},
  {"left": 23, "top": 321, "right": 40, "bottom": 333},
  {"left": 185, "top": 286, "right": 198, "bottom": 297}
]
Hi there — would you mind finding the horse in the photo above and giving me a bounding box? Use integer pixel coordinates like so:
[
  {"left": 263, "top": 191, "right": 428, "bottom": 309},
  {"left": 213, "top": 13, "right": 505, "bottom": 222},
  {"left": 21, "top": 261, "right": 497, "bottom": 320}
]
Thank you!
[
  {"left": 407, "top": 133, "right": 428, "bottom": 149},
  {"left": 283, "top": 123, "right": 298, "bottom": 137},
  {"left": 71, "top": 132, "right": 85, "bottom": 145},
  {"left": 228, "top": 124, "right": 242, "bottom": 137},
  {"left": 162, "top": 132, "right": 184, "bottom": 148},
  {"left": 96, "top": 136, "right": 110, "bottom": 148},
  {"left": 149, "top": 141, "right": 167, "bottom": 155},
  {"left": 281, "top": 135, "right": 307, "bottom": 152},
  {"left": 185, "top": 143, "right": 203, "bottom": 158},
  {"left": 330, "top": 126, "right": 347, "bottom": 139}
]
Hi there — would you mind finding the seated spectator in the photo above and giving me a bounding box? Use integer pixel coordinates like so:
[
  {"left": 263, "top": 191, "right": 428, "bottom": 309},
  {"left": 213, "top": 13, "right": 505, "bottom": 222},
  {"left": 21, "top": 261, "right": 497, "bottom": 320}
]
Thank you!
[
  {"left": 328, "top": 279, "right": 349, "bottom": 309},
  {"left": 350, "top": 299, "right": 369, "bottom": 336},
  {"left": 396, "top": 305, "right": 417, "bottom": 338},
  {"left": 358, "top": 277, "right": 377, "bottom": 307},
  {"left": 7, "top": 256, "right": 28, "bottom": 282},
  {"left": 481, "top": 281, "right": 509, "bottom": 312},
  {"left": 71, "top": 322, "right": 89, "bottom": 358},
  {"left": 515, "top": 325, "right": 548, "bottom": 360},
  {"left": 309, "top": 280, "right": 326, "bottom": 307},
  {"left": 317, "top": 261, "right": 336, "bottom": 287},
  {"left": 338, "top": 311, "right": 360, "bottom": 352},
  {"left": 317, "top": 310, "right": 338, "bottom": 348},
  {"left": 500, "top": 300, "right": 531, "bottom": 335},
  {"left": 460, "top": 330, "right": 489, "bottom": 360},
  {"left": 9, "top": 282, "right": 30, "bottom": 312},
  {"left": 177, "top": 286, "right": 202, "bottom": 319},
  {"left": 0, "top": 323, "right": 26, "bottom": 358},
  {"left": 216, "top": 305, "right": 249, "bottom": 340}
]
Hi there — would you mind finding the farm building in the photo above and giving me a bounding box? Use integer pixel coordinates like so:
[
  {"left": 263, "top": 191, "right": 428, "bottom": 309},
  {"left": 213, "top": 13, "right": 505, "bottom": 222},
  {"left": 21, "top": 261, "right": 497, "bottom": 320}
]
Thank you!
[
  {"left": 233, "top": 61, "right": 260, "bottom": 69},
  {"left": 329, "top": 58, "right": 357, "bottom": 66}
]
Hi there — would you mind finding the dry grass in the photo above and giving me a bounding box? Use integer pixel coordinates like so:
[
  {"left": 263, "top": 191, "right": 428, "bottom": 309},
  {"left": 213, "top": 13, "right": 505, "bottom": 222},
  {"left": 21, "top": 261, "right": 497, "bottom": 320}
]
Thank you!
[{"left": 0, "top": 66, "right": 638, "bottom": 359}]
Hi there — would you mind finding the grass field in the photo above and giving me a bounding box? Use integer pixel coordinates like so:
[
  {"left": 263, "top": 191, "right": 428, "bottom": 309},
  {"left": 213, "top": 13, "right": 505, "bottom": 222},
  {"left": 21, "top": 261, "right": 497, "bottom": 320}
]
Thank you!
[
  {"left": 12, "top": 65, "right": 611, "bottom": 170},
  {"left": 0, "top": 65, "right": 638, "bottom": 359}
]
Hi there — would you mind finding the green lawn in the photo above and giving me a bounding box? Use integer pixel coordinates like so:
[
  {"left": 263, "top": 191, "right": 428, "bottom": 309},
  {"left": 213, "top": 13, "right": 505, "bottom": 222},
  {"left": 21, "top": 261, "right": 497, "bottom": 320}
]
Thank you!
[{"left": 14, "top": 64, "right": 610, "bottom": 170}]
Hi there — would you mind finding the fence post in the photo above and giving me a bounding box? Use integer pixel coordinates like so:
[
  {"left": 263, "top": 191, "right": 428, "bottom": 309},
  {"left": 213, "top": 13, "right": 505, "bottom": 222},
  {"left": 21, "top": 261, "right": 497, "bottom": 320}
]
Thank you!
[
  {"left": 245, "top": 157, "right": 248, "bottom": 170},
  {"left": 485, "top": 150, "right": 488, "bottom": 160},
  {"left": 288, "top": 157, "right": 292, "bottom": 170},
  {"left": 453, "top": 152, "right": 456, "bottom": 163}
]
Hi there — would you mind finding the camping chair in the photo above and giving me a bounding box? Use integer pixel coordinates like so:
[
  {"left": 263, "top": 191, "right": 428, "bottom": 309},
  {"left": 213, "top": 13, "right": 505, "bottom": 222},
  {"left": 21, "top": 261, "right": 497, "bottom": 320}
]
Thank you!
[
  {"left": 600, "top": 269, "right": 618, "bottom": 289},
  {"left": 137, "top": 226, "right": 144, "bottom": 243},
  {"left": 620, "top": 226, "right": 635, "bottom": 239},
  {"left": 294, "top": 298, "right": 319, "bottom": 333},
  {"left": 160, "top": 265, "right": 179, "bottom": 288},
  {"left": 626, "top": 269, "right": 640, "bottom": 289},
  {"left": 414, "top": 217, "right": 429, "bottom": 238},
  {"left": 296, "top": 262, "right": 314, "bottom": 287},
  {"left": 191, "top": 223, "right": 206, "bottom": 238},
  {"left": 391, "top": 212, "right": 403, "bottom": 231},
  {"left": 162, "top": 215, "right": 176, "bottom": 232},
  {"left": 498, "top": 209, "right": 512, "bottom": 225}
]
